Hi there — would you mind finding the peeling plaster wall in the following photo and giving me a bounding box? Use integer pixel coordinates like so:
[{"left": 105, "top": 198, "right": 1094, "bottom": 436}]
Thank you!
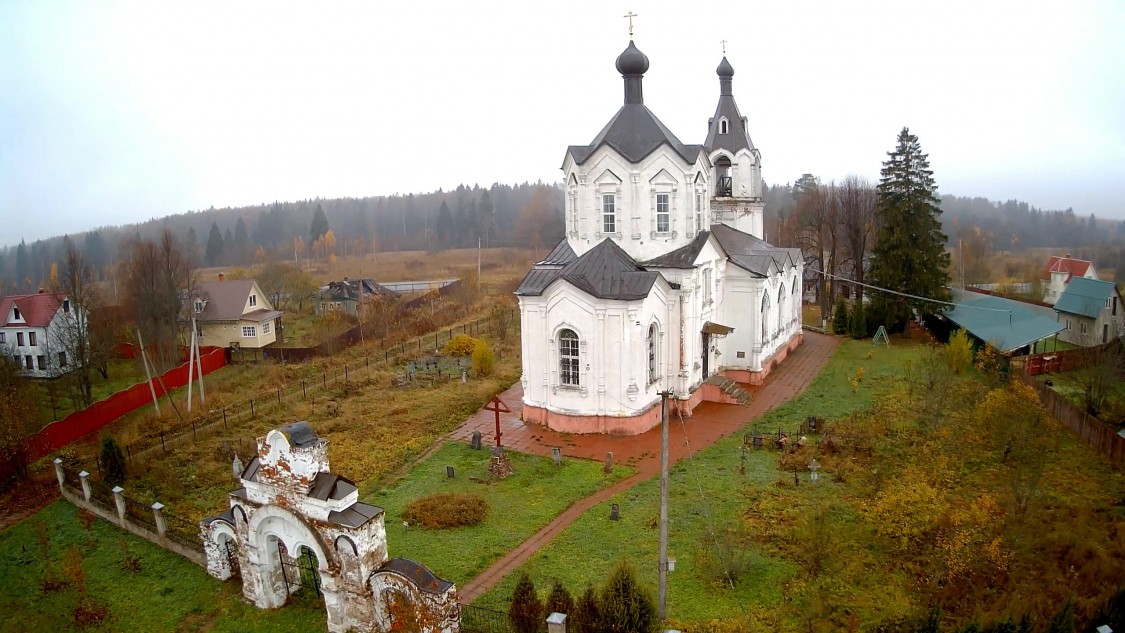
[{"left": 369, "top": 572, "right": 461, "bottom": 633}]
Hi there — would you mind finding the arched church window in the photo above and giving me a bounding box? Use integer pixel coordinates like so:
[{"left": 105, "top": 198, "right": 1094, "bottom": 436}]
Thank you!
[
  {"left": 719, "top": 117, "right": 729, "bottom": 134},
  {"left": 778, "top": 284, "right": 786, "bottom": 333},
  {"left": 647, "top": 325, "right": 658, "bottom": 385},
  {"left": 715, "top": 157, "right": 732, "bottom": 197},
  {"left": 761, "top": 292, "right": 771, "bottom": 340},
  {"left": 559, "top": 329, "right": 580, "bottom": 387}
]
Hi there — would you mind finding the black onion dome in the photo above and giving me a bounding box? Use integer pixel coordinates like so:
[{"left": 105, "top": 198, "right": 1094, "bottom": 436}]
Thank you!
[
  {"left": 717, "top": 56, "right": 734, "bottom": 78},
  {"left": 615, "top": 40, "right": 650, "bottom": 76}
]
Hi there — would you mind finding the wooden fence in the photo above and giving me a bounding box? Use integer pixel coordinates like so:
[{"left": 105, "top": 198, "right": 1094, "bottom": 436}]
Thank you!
[{"left": 1014, "top": 371, "right": 1125, "bottom": 468}]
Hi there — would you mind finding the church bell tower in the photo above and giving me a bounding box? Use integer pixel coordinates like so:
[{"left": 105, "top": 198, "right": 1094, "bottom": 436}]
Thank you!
[{"left": 703, "top": 55, "right": 764, "bottom": 239}]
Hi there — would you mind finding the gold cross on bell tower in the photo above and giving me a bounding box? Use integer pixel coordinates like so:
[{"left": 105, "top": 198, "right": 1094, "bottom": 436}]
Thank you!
[
  {"left": 720, "top": 39, "right": 728, "bottom": 56},
  {"left": 624, "top": 11, "right": 639, "bottom": 39}
]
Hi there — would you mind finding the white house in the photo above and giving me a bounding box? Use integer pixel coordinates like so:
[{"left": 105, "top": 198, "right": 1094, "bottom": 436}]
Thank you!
[
  {"left": 515, "top": 40, "right": 803, "bottom": 435},
  {"left": 1041, "top": 255, "right": 1098, "bottom": 305},
  {"left": 0, "top": 290, "right": 84, "bottom": 378},
  {"left": 186, "top": 277, "right": 282, "bottom": 351},
  {"left": 1054, "top": 277, "right": 1123, "bottom": 346}
]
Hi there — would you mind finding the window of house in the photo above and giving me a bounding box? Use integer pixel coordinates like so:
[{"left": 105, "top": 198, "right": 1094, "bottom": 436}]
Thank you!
[
  {"left": 249, "top": 294, "right": 257, "bottom": 307},
  {"left": 63, "top": 300, "right": 70, "bottom": 313},
  {"left": 58, "top": 352, "right": 67, "bottom": 367},
  {"left": 647, "top": 325, "right": 658, "bottom": 385},
  {"left": 242, "top": 325, "right": 256, "bottom": 337},
  {"left": 36, "top": 355, "right": 45, "bottom": 370},
  {"left": 263, "top": 320, "right": 271, "bottom": 334},
  {"left": 1066, "top": 319, "right": 1072, "bottom": 330},
  {"left": 25, "top": 356, "right": 33, "bottom": 370},
  {"left": 17, "top": 332, "right": 24, "bottom": 346},
  {"left": 28, "top": 332, "right": 37, "bottom": 346},
  {"left": 194, "top": 299, "right": 204, "bottom": 313},
  {"left": 602, "top": 194, "right": 616, "bottom": 233},
  {"left": 0, "top": 332, "right": 5, "bottom": 344},
  {"left": 12, "top": 308, "right": 20, "bottom": 320},
  {"left": 1080, "top": 322, "right": 1088, "bottom": 334},
  {"left": 656, "top": 194, "right": 670, "bottom": 233},
  {"left": 703, "top": 269, "right": 712, "bottom": 304},
  {"left": 559, "top": 329, "right": 580, "bottom": 387}
]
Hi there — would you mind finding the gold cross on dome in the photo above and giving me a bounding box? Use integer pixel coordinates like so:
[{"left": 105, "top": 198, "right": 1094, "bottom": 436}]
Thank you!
[
  {"left": 624, "top": 11, "right": 638, "bottom": 39},
  {"left": 721, "top": 39, "right": 728, "bottom": 56}
]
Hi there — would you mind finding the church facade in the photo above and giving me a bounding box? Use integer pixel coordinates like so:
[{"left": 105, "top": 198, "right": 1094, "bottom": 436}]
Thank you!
[{"left": 516, "top": 40, "right": 803, "bottom": 435}]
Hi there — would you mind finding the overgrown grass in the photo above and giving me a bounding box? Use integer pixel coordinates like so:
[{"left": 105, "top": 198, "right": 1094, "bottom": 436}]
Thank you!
[
  {"left": 0, "top": 501, "right": 325, "bottom": 633},
  {"left": 474, "top": 339, "right": 1125, "bottom": 631},
  {"left": 1039, "top": 368, "right": 1125, "bottom": 424},
  {"left": 366, "top": 443, "right": 632, "bottom": 585},
  {"left": 30, "top": 359, "right": 149, "bottom": 427}
]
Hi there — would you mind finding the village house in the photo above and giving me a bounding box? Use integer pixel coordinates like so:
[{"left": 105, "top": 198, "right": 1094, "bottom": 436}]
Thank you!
[
  {"left": 317, "top": 278, "right": 396, "bottom": 317},
  {"left": 1041, "top": 254, "right": 1099, "bottom": 305},
  {"left": 0, "top": 289, "right": 84, "bottom": 378},
  {"left": 185, "top": 277, "right": 282, "bottom": 352},
  {"left": 515, "top": 39, "right": 802, "bottom": 435},
  {"left": 1054, "top": 277, "right": 1124, "bottom": 346}
]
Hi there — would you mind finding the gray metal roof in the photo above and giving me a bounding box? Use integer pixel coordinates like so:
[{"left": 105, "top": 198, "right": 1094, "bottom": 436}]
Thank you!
[
  {"left": 640, "top": 232, "right": 711, "bottom": 269},
  {"left": 704, "top": 57, "right": 756, "bottom": 157},
  {"left": 538, "top": 239, "right": 578, "bottom": 266},
  {"left": 709, "top": 224, "right": 800, "bottom": 277},
  {"left": 1054, "top": 277, "right": 1117, "bottom": 319},
  {"left": 279, "top": 421, "right": 320, "bottom": 448},
  {"left": 321, "top": 278, "right": 396, "bottom": 302},
  {"left": 516, "top": 239, "right": 660, "bottom": 301},
  {"left": 308, "top": 472, "right": 357, "bottom": 501},
  {"left": 568, "top": 105, "right": 704, "bottom": 166},
  {"left": 378, "top": 558, "right": 454, "bottom": 595},
  {"left": 946, "top": 288, "right": 1066, "bottom": 354},
  {"left": 327, "top": 502, "right": 384, "bottom": 529}
]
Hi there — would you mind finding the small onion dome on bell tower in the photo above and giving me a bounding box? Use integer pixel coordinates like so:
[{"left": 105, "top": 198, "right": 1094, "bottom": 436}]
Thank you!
[
  {"left": 717, "top": 56, "right": 734, "bottom": 96},
  {"left": 616, "top": 40, "right": 650, "bottom": 104}
]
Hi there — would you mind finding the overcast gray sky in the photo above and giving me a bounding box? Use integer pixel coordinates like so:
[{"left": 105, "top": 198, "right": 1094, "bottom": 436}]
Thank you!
[{"left": 2, "top": 1, "right": 1123, "bottom": 247}]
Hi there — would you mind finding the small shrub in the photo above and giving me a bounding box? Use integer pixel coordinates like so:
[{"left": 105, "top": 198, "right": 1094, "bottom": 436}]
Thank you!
[
  {"left": 508, "top": 573, "right": 543, "bottom": 633},
  {"left": 545, "top": 579, "right": 574, "bottom": 616},
  {"left": 472, "top": 340, "right": 495, "bottom": 377},
  {"left": 599, "top": 560, "right": 658, "bottom": 633},
  {"left": 100, "top": 436, "right": 127, "bottom": 486},
  {"left": 945, "top": 329, "right": 973, "bottom": 374},
  {"left": 832, "top": 296, "right": 850, "bottom": 334},
  {"left": 850, "top": 299, "right": 867, "bottom": 338},
  {"left": 402, "top": 493, "right": 487, "bottom": 529},
  {"left": 571, "top": 585, "right": 600, "bottom": 633},
  {"left": 698, "top": 527, "right": 752, "bottom": 588},
  {"left": 443, "top": 334, "right": 478, "bottom": 357}
]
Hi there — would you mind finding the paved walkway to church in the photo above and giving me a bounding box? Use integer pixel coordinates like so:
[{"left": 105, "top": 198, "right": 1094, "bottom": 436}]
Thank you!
[{"left": 453, "top": 331, "right": 840, "bottom": 603}]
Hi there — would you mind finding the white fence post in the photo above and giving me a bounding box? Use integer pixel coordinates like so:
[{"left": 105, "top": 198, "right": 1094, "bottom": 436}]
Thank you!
[
  {"left": 52, "top": 458, "right": 65, "bottom": 492},
  {"left": 547, "top": 613, "right": 567, "bottom": 633},
  {"left": 78, "top": 470, "right": 92, "bottom": 502},
  {"left": 151, "top": 502, "right": 167, "bottom": 537},
  {"left": 112, "top": 486, "right": 126, "bottom": 523}
]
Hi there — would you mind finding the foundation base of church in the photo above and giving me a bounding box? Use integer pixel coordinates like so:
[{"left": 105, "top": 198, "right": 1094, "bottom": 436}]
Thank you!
[
  {"left": 721, "top": 333, "right": 803, "bottom": 386},
  {"left": 522, "top": 388, "right": 706, "bottom": 436}
]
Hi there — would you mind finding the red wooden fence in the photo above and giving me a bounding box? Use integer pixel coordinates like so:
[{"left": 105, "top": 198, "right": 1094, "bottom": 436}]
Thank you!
[{"left": 23, "top": 346, "right": 227, "bottom": 462}]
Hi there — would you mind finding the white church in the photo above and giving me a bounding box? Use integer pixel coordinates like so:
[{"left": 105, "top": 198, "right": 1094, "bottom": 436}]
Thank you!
[{"left": 516, "top": 38, "right": 804, "bottom": 435}]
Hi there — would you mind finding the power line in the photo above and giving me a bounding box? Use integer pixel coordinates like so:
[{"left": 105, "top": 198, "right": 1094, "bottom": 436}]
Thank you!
[{"left": 809, "top": 268, "right": 1013, "bottom": 315}]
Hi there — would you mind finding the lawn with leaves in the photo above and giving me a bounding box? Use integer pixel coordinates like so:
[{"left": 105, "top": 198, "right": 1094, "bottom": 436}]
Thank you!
[
  {"left": 365, "top": 442, "right": 632, "bottom": 585},
  {"left": 0, "top": 501, "right": 325, "bottom": 633},
  {"left": 474, "top": 339, "right": 1125, "bottom": 632}
]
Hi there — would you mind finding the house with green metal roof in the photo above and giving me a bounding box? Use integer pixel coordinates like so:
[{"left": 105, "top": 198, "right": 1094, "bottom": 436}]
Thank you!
[
  {"left": 1054, "top": 277, "right": 1124, "bottom": 346},
  {"left": 944, "top": 288, "right": 1066, "bottom": 355}
]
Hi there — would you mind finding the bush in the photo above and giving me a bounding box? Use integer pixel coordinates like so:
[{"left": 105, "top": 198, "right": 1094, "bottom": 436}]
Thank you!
[
  {"left": 401, "top": 493, "right": 487, "bottom": 529},
  {"left": 472, "top": 340, "right": 495, "bottom": 377},
  {"left": 545, "top": 579, "right": 574, "bottom": 616},
  {"left": 945, "top": 329, "right": 973, "bottom": 374},
  {"left": 100, "top": 436, "right": 127, "bottom": 486},
  {"left": 508, "top": 573, "right": 543, "bottom": 633},
  {"left": 571, "top": 584, "right": 600, "bottom": 633},
  {"left": 850, "top": 299, "right": 867, "bottom": 338},
  {"left": 598, "top": 560, "right": 658, "bottom": 633},
  {"left": 832, "top": 296, "right": 849, "bottom": 334},
  {"left": 443, "top": 334, "right": 478, "bottom": 357}
]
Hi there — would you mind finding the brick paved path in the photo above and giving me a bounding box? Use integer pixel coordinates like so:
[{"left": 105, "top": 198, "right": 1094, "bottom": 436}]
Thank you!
[{"left": 454, "top": 331, "right": 839, "bottom": 602}]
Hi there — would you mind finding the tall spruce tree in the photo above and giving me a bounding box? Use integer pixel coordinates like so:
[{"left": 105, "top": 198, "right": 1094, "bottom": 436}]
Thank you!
[
  {"left": 868, "top": 127, "right": 950, "bottom": 330},
  {"left": 205, "top": 222, "right": 225, "bottom": 266},
  {"left": 309, "top": 205, "right": 329, "bottom": 242}
]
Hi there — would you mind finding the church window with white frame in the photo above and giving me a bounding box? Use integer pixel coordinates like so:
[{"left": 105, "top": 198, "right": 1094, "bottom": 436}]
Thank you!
[
  {"left": 694, "top": 191, "right": 702, "bottom": 232},
  {"left": 703, "top": 269, "right": 712, "bottom": 304},
  {"left": 761, "top": 291, "right": 771, "bottom": 340},
  {"left": 656, "top": 194, "right": 670, "bottom": 233},
  {"left": 602, "top": 194, "right": 616, "bottom": 233},
  {"left": 647, "top": 325, "right": 658, "bottom": 384},
  {"left": 778, "top": 283, "right": 786, "bottom": 333},
  {"left": 559, "top": 329, "right": 580, "bottom": 387},
  {"left": 719, "top": 117, "right": 729, "bottom": 134}
]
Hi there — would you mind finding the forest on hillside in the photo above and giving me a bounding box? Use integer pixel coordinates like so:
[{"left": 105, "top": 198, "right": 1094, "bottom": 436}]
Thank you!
[{"left": 2, "top": 178, "right": 1124, "bottom": 298}]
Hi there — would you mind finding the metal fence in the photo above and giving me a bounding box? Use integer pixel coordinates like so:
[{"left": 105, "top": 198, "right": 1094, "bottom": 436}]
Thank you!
[
  {"left": 123, "top": 495, "right": 157, "bottom": 531},
  {"left": 163, "top": 509, "right": 204, "bottom": 553},
  {"left": 460, "top": 604, "right": 521, "bottom": 633}
]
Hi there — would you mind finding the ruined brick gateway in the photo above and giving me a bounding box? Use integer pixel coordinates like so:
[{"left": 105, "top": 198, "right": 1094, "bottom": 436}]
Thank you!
[{"left": 201, "top": 421, "right": 460, "bottom": 633}]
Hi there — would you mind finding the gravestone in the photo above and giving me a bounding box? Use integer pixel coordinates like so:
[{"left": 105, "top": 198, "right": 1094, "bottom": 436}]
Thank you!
[
  {"left": 603, "top": 452, "right": 614, "bottom": 474},
  {"left": 488, "top": 447, "right": 514, "bottom": 479},
  {"left": 610, "top": 503, "right": 620, "bottom": 521},
  {"left": 469, "top": 431, "right": 482, "bottom": 450},
  {"left": 551, "top": 447, "right": 562, "bottom": 465},
  {"left": 446, "top": 466, "right": 455, "bottom": 479},
  {"left": 808, "top": 459, "right": 820, "bottom": 484}
]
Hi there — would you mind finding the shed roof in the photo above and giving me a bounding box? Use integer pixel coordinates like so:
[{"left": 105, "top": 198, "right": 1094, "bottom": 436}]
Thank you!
[
  {"left": 945, "top": 288, "right": 1065, "bottom": 354},
  {"left": 1054, "top": 277, "right": 1117, "bottom": 319}
]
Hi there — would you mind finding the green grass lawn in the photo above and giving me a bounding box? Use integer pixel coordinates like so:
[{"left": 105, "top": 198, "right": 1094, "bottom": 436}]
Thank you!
[
  {"left": 364, "top": 442, "right": 633, "bottom": 585},
  {"left": 1039, "top": 367, "right": 1125, "bottom": 424},
  {"left": 275, "top": 311, "right": 325, "bottom": 348},
  {"left": 30, "top": 359, "right": 149, "bottom": 427},
  {"left": 0, "top": 501, "right": 325, "bottom": 633},
  {"left": 472, "top": 340, "right": 924, "bottom": 623}
]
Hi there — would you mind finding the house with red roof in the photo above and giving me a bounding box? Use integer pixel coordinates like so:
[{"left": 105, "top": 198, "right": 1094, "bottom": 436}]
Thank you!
[
  {"left": 1041, "top": 254, "right": 1098, "bottom": 305},
  {"left": 0, "top": 290, "right": 85, "bottom": 378}
]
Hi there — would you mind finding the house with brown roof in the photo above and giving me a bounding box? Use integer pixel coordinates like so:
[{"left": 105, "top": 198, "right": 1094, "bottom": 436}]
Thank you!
[
  {"left": 1042, "top": 254, "right": 1098, "bottom": 305},
  {"left": 0, "top": 290, "right": 84, "bottom": 378},
  {"left": 186, "top": 279, "right": 282, "bottom": 350}
]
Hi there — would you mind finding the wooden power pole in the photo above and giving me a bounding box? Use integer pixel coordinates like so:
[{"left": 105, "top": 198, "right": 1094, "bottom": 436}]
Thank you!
[{"left": 658, "top": 389, "right": 671, "bottom": 619}]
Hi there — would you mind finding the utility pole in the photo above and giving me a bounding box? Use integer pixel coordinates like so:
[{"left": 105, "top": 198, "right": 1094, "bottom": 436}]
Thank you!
[
  {"left": 477, "top": 237, "right": 482, "bottom": 291},
  {"left": 658, "top": 389, "right": 671, "bottom": 619}
]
